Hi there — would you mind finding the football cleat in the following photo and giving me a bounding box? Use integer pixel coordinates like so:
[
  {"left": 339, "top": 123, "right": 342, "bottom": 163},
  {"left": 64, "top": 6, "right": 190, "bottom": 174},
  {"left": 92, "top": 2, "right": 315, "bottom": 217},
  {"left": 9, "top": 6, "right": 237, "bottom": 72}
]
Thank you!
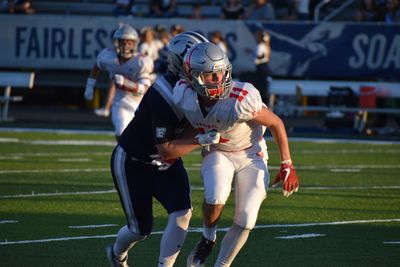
[
  {"left": 94, "top": 108, "right": 110, "bottom": 117},
  {"left": 105, "top": 244, "right": 129, "bottom": 267},
  {"left": 187, "top": 236, "right": 215, "bottom": 267}
]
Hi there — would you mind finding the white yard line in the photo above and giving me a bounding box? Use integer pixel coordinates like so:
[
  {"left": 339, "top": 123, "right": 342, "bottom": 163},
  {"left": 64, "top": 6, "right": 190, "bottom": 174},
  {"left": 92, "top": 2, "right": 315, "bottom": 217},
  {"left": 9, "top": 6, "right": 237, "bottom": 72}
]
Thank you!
[
  {"left": 383, "top": 241, "right": 400, "bottom": 244},
  {"left": 68, "top": 224, "right": 118, "bottom": 229},
  {"left": 1, "top": 218, "right": 399, "bottom": 246},
  {"left": 0, "top": 220, "right": 18, "bottom": 224},
  {"left": 0, "top": 189, "right": 116, "bottom": 199},
  {"left": 0, "top": 168, "right": 108, "bottom": 174},
  {"left": 1, "top": 185, "right": 400, "bottom": 199},
  {"left": 274, "top": 233, "right": 326, "bottom": 239}
]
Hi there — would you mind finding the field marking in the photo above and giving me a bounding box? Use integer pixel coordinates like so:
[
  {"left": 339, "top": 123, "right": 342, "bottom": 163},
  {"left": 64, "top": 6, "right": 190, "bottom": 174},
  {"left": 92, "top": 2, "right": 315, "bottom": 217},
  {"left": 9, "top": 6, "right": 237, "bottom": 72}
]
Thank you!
[
  {"left": 68, "top": 224, "right": 118, "bottom": 229},
  {"left": 274, "top": 233, "right": 326, "bottom": 239},
  {"left": 0, "top": 168, "right": 108, "bottom": 174},
  {"left": 383, "top": 241, "right": 400, "bottom": 244},
  {"left": 1, "top": 127, "right": 400, "bottom": 145},
  {"left": 2, "top": 185, "right": 400, "bottom": 199},
  {"left": 0, "top": 139, "right": 115, "bottom": 146},
  {"left": 57, "top": 158, "right": 92, "bottom": 162},
  {"left": 0, "top": 220, "right": 18, "bottom": 224},
  {"left": 1, "top": 218, "right": 399, "bottom": 246},
  {"left": 1, "top": 164, "right": 398, "bottom": 175},
  {"left": 0, "top": 189, "right": 116, "bottom": 199}
]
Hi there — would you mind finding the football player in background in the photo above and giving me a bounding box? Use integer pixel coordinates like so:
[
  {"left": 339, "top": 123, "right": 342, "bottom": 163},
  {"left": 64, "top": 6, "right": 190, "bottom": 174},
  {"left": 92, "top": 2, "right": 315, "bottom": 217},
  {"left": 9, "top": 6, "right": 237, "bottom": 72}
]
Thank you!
[
  {"left": 170, "top": 42, "right": 299, "bottom": 267},
  {"left": 106, "top": 31, "right": 210, "bottom": 267},
  {"left": 84, "top": 24, "right": 154, "bottom": 140}
]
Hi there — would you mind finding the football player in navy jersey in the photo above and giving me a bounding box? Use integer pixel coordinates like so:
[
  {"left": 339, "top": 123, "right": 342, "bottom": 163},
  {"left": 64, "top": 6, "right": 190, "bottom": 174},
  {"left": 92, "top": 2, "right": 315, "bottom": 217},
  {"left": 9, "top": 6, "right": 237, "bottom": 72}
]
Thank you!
[{"left": 106, "top": 32, "right": 213, "bottom": 267}]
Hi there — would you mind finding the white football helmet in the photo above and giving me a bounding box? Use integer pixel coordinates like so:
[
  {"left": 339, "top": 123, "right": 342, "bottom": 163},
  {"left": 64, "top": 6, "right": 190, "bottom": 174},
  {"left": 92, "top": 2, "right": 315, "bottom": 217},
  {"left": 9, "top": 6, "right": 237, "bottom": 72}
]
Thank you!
[
  {"left": 167, "top": 31, "right": 209, "bottom": 79},
  {"left": 183, "top": 42, "right": 232, "bottom": 99},
  {"left": 113, "top": 24, "right": 139, "bottom": 59}
]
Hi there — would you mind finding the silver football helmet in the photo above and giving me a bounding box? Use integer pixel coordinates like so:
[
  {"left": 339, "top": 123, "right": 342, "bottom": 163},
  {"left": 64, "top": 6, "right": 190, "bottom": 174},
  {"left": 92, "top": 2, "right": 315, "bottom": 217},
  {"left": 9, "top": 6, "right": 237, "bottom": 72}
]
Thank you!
[
  {"left": 183, "top": 42, "right": 232, "bottom": 99},
  {"left": 167, "top": 31, "right": 209, "bottom": 79},
  {"left": 113, "top": 24, "right": 139, "bottom": 59}
]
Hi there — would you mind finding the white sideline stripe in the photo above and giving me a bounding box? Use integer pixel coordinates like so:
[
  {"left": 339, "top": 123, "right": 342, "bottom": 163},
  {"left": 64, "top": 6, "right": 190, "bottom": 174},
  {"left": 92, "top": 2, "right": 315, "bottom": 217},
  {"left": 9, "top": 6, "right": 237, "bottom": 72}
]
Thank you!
[
  {"left": 1, "top": 218, "right": 399, "bottom": 246},
  {"left": 0, "top": 220, "right": 18, "bottom": 224},
  {"left": 1, "top": 127, "right": 400, "bottom": 144},
  {"left": 1, "top": 164, "right": 399, "bottom": 175},
  {"left": 274, "top": 233, "right": 326, "bottom": 239},
  {"left": 0, "top": 168, "right": 108, "bottom": 174},
  {"left": 2, "top": 185, "right": 400, "bottom": 199},
  {"left": 0, "top": 139, "right": 116, "bottom": 146},
  {"left": 0, "top": 189, "right": 116, "bottom": 199},
  {"left": 383, "top": 241, "right": 400, "bottom": 244},
  {"left": 0, "top": 152, "right": 109, "bottom": 157},
  {"left": 57, "top": 158, "right": 92, "bottom": 162},
  {"left": 0, "top": 127, "right": 114, "bottom": 135},
  {"left": 68, "top": 224, "right": 118, "bottom": 229}
]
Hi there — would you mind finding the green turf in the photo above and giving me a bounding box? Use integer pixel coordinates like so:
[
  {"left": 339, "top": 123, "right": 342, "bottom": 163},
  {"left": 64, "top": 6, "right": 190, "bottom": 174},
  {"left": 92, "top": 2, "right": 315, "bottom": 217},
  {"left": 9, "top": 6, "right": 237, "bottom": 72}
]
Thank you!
[{"left": 0, "top": 130, "right": 399, "bottom": 266}]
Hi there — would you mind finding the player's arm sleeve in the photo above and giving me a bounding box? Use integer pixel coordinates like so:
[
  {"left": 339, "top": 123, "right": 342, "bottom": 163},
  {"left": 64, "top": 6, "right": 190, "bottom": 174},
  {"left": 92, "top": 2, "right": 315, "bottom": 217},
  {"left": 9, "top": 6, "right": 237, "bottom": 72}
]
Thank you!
[
  {"left": 236, "top": 84, "right": 264, "bottom": 122},
  {"left": 136, "top": 56, "right": 154, "bottom": 94},
  {"left": 95, "top": 48, "right": 108, "bottom": 70}
]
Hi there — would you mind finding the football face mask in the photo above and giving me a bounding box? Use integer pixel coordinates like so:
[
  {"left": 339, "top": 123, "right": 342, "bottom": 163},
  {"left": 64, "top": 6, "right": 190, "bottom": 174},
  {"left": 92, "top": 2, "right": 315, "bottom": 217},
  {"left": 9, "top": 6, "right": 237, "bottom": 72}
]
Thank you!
[{"left": 198, "top": 69, "right": 231, "bottom": 99}]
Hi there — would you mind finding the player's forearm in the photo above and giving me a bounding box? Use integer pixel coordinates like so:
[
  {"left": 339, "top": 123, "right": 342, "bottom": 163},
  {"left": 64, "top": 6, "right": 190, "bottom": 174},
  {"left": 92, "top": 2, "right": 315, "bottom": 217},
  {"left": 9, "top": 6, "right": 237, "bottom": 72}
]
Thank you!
[
  {"left": 269, "top": 120, "right": 291, "bottom": 161},
  {"left": 156, "top": 139, "right": 200, "bottom": 160}
]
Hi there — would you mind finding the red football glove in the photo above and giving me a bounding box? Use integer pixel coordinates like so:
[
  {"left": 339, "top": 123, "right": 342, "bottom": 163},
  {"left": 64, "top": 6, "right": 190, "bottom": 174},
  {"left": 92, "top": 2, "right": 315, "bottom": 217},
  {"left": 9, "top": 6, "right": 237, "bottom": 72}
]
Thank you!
[{"left": 272, "top": 160, "right": 299, "bottom": 197}]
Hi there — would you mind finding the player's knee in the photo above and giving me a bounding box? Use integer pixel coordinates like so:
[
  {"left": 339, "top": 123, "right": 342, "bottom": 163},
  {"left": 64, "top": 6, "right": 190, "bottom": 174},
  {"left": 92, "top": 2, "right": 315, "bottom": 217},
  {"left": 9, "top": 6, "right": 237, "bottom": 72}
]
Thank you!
[
  {"left": 170, "top": 208, "right": 192, "bottom": 230},
  {"left": 234, "top": 212, "right": 257, "bottom": 230},
  {"left": 127, "top": 225, "right": 148, "bottom": 240}
]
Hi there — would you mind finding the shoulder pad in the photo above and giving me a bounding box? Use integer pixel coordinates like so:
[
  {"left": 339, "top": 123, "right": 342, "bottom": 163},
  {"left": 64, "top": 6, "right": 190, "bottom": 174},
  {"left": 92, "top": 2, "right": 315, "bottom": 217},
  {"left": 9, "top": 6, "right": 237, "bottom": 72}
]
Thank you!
[{"left": 230, "top": 82, "right": 263, "bottom": 122}]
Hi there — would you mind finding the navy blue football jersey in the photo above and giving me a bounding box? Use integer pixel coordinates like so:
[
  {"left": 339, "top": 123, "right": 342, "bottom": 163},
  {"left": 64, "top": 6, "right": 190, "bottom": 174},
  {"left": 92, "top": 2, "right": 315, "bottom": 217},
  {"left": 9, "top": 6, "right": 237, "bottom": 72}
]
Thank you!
[{"left": 118, "top": 73, "right": 186, "bottom": 162}]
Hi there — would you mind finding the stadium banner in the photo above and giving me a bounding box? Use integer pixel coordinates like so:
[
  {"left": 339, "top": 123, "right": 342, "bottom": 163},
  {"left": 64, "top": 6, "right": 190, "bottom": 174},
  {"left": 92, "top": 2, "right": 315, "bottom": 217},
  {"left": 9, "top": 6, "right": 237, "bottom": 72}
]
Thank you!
[{"left": 1, "top": 15, "right": 399, "bottom": 80}]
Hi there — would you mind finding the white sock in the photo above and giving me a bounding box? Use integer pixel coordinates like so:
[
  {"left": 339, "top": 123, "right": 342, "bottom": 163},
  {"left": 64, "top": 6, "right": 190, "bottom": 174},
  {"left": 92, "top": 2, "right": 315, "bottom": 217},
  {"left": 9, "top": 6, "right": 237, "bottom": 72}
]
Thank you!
[
  {"left": 113, "top": 225, "right": 146, "bottom": 261},
  {"left": 214, "top": 223, "right": 250, "bottom": 267},
  {"left": 158, "top": 209, "right": 191, "bottom": 267},
  {"left": 203, "top": 224, "right": 218, "bottom": 242}
]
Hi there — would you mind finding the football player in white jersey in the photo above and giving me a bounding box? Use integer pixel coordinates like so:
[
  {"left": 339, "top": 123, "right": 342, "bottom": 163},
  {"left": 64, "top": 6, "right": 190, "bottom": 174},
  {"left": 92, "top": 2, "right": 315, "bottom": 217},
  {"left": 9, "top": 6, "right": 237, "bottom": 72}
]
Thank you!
[
  {"left": 84, "top": 24, "right": 154, "bottom": 140},
  {"left": 170, "top": 42, "right": 299, "bottom": 267}
]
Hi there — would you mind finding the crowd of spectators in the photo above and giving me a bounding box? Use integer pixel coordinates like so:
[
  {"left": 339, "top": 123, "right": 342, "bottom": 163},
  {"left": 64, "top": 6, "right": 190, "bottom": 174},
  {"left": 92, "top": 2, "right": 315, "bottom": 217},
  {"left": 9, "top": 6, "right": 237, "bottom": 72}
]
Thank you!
[{"left": 1, "top": 0, "right": 399, "bottom": 23}]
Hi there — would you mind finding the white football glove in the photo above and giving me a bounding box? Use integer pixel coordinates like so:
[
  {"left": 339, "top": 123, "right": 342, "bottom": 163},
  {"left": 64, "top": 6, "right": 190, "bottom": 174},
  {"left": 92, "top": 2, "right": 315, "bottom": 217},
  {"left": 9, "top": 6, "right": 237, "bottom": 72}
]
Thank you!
[
  {"left": 196, "top": 131, "right": 221, "bottom": 146},
  {"left": 150, "top": 154, "right": 175, "bottom": 171},
  {"left": 84, "top": 78, "right": 96, "bottom": 100},
  {"left": 113, "top": 74, "right": 125, "bottom": 88}
]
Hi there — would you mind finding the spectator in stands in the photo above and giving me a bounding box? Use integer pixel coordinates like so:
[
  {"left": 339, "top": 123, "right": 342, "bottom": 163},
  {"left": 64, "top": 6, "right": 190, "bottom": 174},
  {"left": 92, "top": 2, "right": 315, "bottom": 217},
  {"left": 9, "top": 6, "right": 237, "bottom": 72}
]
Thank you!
[
  {"left": 138, "top": 27, "right": 163, "bottom": 76},
  {"left": 192, "top": 3, "right": 203, "bottom": 19},
  {"left": 294, "top": 0, "right": 310, "bottom": 20},
  {"left": 2, "top": 0, "right": 34, "bottom": 14},
  {"left": 148, "top": 0, "right": 177, "bottom": 18},
  {"left": 112, "top": 0, "right": 134, "bottom": 16},
  {"left": 170, "top": 24, "right": 184, "bottom": 36},
  {"left": 245, "top": 30, "right": 272, "bottom": 103},
  {"left": 246, "top": 0, "right": 276, "bottom": 20},
  {"left": 221, "top": 0, "right": 245, "bottom": 20},
  {"left": 385, "top": 0, "right": 400, "bottom": 23},
  {"left": 355, "top": 0, "right": 386, "bottom": 21},
  {"left": 155, "top": 29, "right": 171, "bottom": 74},
  {"left": 210, "top": 31, "right": 229, "bottom": 56}
]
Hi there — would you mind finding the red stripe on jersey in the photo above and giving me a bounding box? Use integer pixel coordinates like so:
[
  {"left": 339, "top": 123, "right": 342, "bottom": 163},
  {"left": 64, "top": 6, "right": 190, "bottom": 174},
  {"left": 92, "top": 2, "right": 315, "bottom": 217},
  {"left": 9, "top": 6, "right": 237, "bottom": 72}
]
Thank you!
[
  {"left": 229, "top": 93, "right": 244, "bottom": 102},
  {"left": 219, "top": 137, "right": 230, "bottom": 143}
]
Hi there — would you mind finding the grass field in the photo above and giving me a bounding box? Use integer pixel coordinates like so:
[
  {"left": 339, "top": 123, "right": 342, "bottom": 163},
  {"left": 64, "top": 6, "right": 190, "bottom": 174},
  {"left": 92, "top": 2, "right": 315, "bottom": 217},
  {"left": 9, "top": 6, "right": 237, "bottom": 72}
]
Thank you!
[{"left": 0, "top": 129, "right": 399, "bottom": 267}]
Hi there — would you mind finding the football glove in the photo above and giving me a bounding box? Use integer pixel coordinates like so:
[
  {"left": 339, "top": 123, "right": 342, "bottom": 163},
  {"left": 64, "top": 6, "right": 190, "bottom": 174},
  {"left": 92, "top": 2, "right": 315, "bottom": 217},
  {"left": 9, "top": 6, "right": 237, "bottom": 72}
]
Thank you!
[
  {"left": 196, "top": 131, "right": 221, "bottom": 146},
  {"left": 84, "top": 78, "right": 96, "bottom": 100},
  {"left": 150, "top": 154, "right": 176, "bottom": 171},
  {"left": 113, "top": 74, "right": 125, "bottom": 88},
  {"left": 272, "top": 160, "right": 299, "bottom": 197}
]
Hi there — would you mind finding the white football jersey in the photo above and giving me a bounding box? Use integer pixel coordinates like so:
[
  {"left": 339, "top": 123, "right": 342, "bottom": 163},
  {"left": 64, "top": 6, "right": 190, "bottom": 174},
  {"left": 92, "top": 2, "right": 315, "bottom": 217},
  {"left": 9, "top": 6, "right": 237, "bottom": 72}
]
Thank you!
[
  {"left": 96, "top": 48, "right": 154, "bottom": 110},
  {"left": 173, "top": 80, "right": 266, "bottom": 152}
]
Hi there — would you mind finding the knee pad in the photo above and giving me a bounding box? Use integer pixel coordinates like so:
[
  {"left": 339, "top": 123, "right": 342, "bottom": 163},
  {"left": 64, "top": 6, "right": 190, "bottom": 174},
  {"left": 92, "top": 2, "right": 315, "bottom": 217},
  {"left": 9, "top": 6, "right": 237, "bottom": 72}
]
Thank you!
[
  {"left": 170, "top": 209, "right": 192, "bottom": 230},
  {"left": 127, "top": 225, "right": 148, "bottom": 241},
  {"left": 234, "top": 212, "right": 257, "bottom": 230}
]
